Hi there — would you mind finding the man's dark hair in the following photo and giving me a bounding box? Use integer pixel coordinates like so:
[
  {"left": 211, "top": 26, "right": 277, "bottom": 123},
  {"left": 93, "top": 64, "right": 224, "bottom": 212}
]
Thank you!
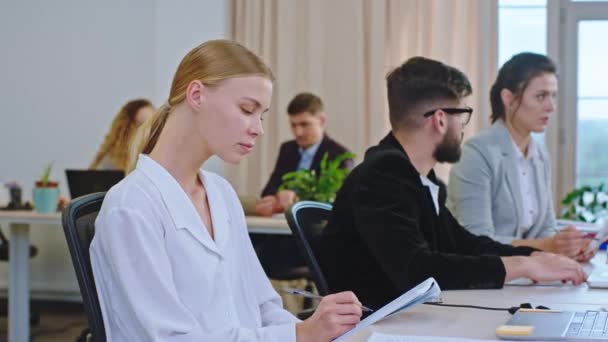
[
  {"left": 287, "top": 92, "right": 324, "bottom": 116},
  {"left": 490, "top": 52, "right": 556, "bottom": 123},
  {"left": 386, "top": 57, "right": 472, "bottom": 130}
]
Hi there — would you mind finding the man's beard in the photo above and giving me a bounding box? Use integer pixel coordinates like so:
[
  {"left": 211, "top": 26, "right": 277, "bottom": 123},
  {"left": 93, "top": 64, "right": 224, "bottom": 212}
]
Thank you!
[{"left": 433, "top": 127, "right": 463, "bottom": 163}]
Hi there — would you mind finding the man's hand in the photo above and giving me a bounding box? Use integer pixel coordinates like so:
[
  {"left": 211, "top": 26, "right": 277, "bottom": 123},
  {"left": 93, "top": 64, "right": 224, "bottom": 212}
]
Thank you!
[
  {"left": 502, "top": 252, "right": 587, "bottom": 285},
  {"left": 254, "top": 196, "right": 278, "bottom": 217},
  {"left": 526, "top": 252, "right": 587, "bottom": 285},
  {"left": 277, "top": 190, "right": 297, "bottom": 210}
]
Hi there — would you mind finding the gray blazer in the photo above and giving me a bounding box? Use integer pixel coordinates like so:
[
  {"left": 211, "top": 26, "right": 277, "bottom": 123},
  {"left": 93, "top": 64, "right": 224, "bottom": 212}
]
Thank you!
[{"left": 447, "top": 121, "right": 556, "bottom": 244}]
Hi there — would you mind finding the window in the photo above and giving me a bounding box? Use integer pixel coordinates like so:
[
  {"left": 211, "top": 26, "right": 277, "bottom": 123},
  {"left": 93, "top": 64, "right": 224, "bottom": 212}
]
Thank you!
[
  {"left": 498, "top": 0, "right": 547, "bottom": 66},
  {"left": 575, "top": 20, "right": 608, "bottom": 186}
]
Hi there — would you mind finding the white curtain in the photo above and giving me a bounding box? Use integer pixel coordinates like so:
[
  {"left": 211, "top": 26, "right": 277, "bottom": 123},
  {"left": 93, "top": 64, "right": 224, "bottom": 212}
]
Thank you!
[{"left": 229, "top": 0, "right": 498, "bottom": 195}]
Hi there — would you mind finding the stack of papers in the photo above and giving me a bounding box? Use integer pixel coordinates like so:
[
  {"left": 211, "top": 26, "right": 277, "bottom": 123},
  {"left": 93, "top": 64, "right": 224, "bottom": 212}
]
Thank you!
[{"left": 334, "top": 278, "right": 441, "bottom": 342}]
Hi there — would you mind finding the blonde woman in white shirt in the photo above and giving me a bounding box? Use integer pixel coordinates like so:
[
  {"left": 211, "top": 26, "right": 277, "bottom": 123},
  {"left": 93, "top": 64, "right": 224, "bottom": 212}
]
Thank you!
[
  {"left": 448, "top": 52, "right": 594, "bottom": 262},
  {"left": 90, "top": 39, "right": 362, "bottom": 342}
]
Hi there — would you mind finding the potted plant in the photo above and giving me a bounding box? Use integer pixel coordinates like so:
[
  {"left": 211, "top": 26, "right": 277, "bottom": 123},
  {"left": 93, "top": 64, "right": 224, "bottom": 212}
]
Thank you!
[
  {"left": 33, "top": 162, "right": 60, "bottom": 213},
  {"left": 278, "top": 152, "right": 355, "bottom": 203}
]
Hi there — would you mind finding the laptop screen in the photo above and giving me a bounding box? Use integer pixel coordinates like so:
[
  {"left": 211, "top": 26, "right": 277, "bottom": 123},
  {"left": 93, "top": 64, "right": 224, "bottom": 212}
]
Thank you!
[{"left": 65, "top": 169, "right": 124, "bottom": 199}]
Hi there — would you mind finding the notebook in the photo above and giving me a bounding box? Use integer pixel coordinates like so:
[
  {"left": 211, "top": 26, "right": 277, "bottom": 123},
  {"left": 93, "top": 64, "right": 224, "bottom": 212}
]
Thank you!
[
  {"left": 65, "top": 169, "right": 124, "bottom": 199},
  {"left": 497, "top": 310, "right": 608, "bottom": 341},
  {"left": 334, "top": 278, "right": 441, "bottom": 342}
]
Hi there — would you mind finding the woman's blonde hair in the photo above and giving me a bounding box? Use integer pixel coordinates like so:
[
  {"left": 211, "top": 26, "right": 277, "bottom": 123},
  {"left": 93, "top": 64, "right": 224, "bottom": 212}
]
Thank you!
[
  {"left": 129, "top": 39, "right": 274, "bottom": 171},
  {"left": 90, "top": 98, "right": 154, "bottom": 172}
]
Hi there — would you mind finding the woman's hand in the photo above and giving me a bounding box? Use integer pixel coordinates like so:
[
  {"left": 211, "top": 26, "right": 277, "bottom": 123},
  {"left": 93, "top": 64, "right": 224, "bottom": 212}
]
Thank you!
[
  {"left": 550, "top": 225, "right": 591, "bottom": 258},
  {"left": 296, "top": 291, "right": 362, "bottom": 342}
]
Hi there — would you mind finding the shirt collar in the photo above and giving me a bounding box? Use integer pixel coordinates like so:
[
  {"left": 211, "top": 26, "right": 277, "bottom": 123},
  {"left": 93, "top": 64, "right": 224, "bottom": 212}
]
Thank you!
[
  {"left": 509, "top": 134, "right": 538, "bottom": 161},
  {"left": 299, "top": 140, "right": 322, "bottom": 158},
  {"left": 135, "top": 154, "right": 229, "bottom": 257}
]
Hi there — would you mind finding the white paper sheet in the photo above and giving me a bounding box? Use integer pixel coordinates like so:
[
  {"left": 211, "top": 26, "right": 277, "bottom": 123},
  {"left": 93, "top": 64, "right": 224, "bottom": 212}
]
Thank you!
[
  {"left": 333, "top": 278, "right": 441, "bottom": 342},
  {"left": 367, "top": 332, "right": 495, "bottom": 342}
]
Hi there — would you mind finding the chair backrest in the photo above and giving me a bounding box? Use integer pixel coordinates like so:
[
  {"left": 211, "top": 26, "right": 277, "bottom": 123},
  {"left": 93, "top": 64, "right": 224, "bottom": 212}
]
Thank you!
[
  {"left": 62, "top": 192, "right": 106, "bottom": 342},
  {"left": 285, "top": 201, "right": 332, "bottom": 295}
]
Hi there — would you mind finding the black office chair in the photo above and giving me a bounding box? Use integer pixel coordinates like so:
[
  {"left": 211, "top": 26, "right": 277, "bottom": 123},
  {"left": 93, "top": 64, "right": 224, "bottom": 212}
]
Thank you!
[
  {"left": 284, "top": 201, "right": 332, "bottom": 296},
  {"left": 62, "top": 192, "right": 107, "bottom": 342}
]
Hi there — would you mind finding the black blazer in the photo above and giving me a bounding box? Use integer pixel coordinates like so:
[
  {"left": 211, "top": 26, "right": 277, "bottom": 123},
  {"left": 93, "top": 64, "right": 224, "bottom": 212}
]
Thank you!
[
  {"left": 320, "top": 132, "right": 536, "bottom": 309},
  {"left": 261, "top": 134, "right": 353, "bottom": 197}
]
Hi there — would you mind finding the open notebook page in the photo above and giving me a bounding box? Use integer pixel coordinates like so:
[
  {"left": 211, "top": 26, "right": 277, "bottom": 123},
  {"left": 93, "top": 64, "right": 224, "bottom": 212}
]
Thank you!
[{"left": 333, "top": 278, "right": 441, "bottom": 342}]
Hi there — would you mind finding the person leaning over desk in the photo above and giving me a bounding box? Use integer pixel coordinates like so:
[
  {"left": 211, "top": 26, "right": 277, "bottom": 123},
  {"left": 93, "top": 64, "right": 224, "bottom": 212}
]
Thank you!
[
  {"left": 251, "top": 92, "right": 353, "bottom": 280},
  {"left": 255, "top": 92, "right": 353, "bottom": 216},
  {"left": 319, "top": 56, "right": 586, "bottom": 310},
  {"left": 447, "top": 52, "right": 594, "bottom": 262},
  {"left": 90, "top": 39, "right": 362, "bottom": 342}
]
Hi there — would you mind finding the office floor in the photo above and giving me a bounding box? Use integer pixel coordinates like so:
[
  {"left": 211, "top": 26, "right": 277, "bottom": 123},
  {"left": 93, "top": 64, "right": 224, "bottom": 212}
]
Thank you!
[{"left": 0, "top": 299, "right": 87, "bottom": 342}]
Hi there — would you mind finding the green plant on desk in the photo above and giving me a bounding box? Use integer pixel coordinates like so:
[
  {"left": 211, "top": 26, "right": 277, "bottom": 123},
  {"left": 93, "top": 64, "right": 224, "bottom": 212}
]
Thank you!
[
  {"left": 37, "top": 161, "right": 57, "bottom": 187},
  {"left": 278, "top": 152, "right": 355, "bottom": 203},
  {"left": 561, "top": 183, "right": 608, "bottom": 222}
]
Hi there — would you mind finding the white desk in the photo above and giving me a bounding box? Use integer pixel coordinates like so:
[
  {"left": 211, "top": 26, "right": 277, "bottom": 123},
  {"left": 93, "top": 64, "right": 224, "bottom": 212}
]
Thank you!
[
  {"left": 246, "top": 215, "right": 292, "bottom": 235},
  {"left": 0, "top": 210, "right": 289, "bottom": 342},
  {"left": 347, "top": 302, "right": 606, "bottom": 341},
  {"left": 345, "top": 254, "right": 608, "bottom": 341}
]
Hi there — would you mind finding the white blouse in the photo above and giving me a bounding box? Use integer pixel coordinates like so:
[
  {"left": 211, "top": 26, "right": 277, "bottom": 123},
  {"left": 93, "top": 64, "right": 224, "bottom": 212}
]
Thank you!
[
  {"left": 510, "top": 137, "right": 540, "bottom": 232},
  {"left": 90, "top": 155, "right": 299, "bottom": 341}
]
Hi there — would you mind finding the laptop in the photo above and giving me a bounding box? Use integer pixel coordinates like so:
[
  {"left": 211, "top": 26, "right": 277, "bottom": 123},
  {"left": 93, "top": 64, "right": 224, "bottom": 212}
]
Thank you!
[
  {"left": 65, "top": 169, "right": 124, "bottom": 199},
  {"left": 497, "top": 310, "right": 608, "bottom": 341}
]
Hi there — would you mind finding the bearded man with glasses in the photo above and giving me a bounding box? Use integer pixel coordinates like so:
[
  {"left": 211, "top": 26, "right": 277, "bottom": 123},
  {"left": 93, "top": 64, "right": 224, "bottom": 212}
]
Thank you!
[{"left": 317, "top": 56, "right": 586, "bottom": 310}]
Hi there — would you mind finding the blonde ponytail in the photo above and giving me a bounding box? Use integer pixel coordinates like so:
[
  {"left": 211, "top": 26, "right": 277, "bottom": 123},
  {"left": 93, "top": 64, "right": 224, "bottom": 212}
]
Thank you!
[{"left": 128, "top": 103, "right": 171, "bottom": 172}]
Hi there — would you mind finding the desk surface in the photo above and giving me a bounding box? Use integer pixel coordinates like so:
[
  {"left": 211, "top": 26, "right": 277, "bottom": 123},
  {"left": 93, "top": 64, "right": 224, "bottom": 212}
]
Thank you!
[
  {"left": 5, "top": 210, "right": 604, "bottom": 341},
  {"left": 0, "top": 210, "right": 291, "bottom": 234},
  {"left": 346, "top": 253, "right": 608, "bottom": 341},
  {"left": 347, "top": 302, "right": 606, "bottom": 341}
]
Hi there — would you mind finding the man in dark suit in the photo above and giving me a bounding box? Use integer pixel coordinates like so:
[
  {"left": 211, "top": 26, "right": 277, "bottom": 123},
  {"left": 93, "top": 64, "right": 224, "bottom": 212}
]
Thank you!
[
  {"left": 320, "top": 57, "right": 586, "bottom": 310},
  {"left": 252, "top": 92, "right": 352, "bottom": 280},
  {"left": 255, "top": 92, "right": 352, "bottom": 216}
]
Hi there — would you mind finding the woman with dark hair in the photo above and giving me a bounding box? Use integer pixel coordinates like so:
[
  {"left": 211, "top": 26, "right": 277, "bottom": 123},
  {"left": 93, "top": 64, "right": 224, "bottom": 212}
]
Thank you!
[{"left": 448, "top": 52, "right": 594, "bottom": 261}]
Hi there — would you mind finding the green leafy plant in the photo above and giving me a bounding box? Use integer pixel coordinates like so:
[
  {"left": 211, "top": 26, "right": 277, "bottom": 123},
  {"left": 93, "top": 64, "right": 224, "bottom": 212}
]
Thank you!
[
  {"left": 278, "top": 152, "right": 355, "bottom": 203},
  {"left": 36, "top": 161, "right": 58, "bottom": 188},
  {"left": 561, "top": 183, "right": 608, "bottom": 222}
]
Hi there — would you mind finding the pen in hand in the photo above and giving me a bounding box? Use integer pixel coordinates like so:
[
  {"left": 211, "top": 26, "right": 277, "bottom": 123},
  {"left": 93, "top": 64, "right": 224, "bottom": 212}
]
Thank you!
[{"left": 282, "top": 287, "right": 374, "bottom": 312}]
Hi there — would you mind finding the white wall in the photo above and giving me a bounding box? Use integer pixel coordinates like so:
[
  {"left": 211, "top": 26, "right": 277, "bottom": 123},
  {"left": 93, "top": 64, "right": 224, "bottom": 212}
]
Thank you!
[{"left": 0, "top": 0, "right": 227, "bottom": 298}]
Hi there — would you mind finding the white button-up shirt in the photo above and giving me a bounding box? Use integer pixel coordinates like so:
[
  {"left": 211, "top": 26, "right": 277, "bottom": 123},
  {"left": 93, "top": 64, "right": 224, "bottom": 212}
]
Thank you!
[
  {"left": 91, "top": 155, "right": 298, "bottom": 341},
  {"left": 297, "top": 141, "right": 321, "bottom": 170},
  {"left": 511, "top": 137, "right": 539, "bottom": 233},
  {"left": 420, "top": 175, "right": 440, "bottom": 216}
]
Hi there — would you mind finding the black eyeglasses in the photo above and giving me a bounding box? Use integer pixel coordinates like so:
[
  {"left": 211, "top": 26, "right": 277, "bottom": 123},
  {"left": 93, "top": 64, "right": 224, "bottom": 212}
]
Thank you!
[{"left": 423, "top": 107, "right": 474, "bottom": 125}]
